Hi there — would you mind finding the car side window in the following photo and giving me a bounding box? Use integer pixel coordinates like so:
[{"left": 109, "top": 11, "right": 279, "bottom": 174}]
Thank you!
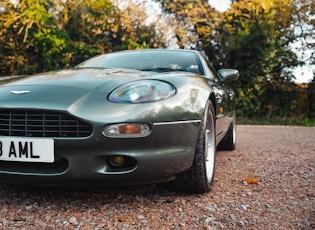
[
  {"left": 208, "top": 65, "right": 221, "bottom": 83},
  {"left": 203, "top": 58, "right": 221, "bottom": 83},
  {"left": 197, "top": 53, "right": 220, "bottom": 82}
]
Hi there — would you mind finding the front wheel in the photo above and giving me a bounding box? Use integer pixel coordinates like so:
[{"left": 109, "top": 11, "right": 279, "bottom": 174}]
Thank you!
[{"left": 170, "top": 101, "right": 216, "bottom": 194}]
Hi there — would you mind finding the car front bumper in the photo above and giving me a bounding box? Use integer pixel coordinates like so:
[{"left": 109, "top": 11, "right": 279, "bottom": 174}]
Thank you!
[{"left": 0, "top": 120, "right": 201, "bottom": 186}]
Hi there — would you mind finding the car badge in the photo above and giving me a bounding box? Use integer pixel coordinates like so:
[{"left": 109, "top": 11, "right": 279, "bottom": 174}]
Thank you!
[{"left": 10, "top": 90, "right": 31, "bottom": 95}]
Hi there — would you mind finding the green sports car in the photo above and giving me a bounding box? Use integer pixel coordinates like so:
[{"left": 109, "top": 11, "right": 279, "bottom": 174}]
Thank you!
[{"left": 0, "top": 49, "right": 238, "bottom": 193}]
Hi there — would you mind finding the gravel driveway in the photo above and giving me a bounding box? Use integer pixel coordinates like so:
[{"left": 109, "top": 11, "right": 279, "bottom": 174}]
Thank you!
[{"left": 0, "top": 125, "right": 314, "bottom": 229}]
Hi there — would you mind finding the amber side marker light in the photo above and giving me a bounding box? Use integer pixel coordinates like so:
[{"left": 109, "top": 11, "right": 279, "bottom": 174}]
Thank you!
[
  {"left": 119, "top": 124, "right": 141, "bottom": 135},
  {"left": 103, "top": 123, "right": 151, "bottom": 137}
]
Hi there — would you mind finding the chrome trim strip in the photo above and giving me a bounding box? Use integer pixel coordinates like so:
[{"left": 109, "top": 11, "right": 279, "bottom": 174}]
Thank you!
[
  {"left": 153, "top": 120, "right": 201, "bottom": 126},
  {"left": 11, "top": 90, "right": 31, "bottom": 95}
]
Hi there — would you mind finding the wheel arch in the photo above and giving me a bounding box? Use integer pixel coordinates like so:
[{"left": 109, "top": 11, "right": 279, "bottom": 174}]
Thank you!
[{"left": 209, "top": 93, "right": 217, "bottom": 117}]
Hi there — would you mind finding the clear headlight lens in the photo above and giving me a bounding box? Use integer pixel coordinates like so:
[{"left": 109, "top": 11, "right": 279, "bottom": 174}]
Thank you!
[{"left": 108, "top": 80, "right": 176, "bottom": 103}]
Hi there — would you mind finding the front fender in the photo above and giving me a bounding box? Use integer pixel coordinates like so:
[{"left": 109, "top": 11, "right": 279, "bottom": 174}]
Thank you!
[{"left": 159, "top": 75, "right": 213, "bottom": 121}]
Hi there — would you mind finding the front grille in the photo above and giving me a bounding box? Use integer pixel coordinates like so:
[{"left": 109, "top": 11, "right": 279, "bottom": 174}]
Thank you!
[{"left": 0, "top": 110, "right": 92, "bottom": 138}]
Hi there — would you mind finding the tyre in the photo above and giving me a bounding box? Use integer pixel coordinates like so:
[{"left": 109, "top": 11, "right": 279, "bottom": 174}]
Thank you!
[
  {"left": 170, "top": 101, "right": 216, "bottom": 194},
  {"left": 218, "top": 112, "right": 236, "bottom": 151}
]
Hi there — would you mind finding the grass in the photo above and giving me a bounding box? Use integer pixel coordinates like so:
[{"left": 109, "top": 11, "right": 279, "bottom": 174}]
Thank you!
[
  {"left": 308, "top": 119, "right": 315, "bottom": 126},
  {"left": 237, "top": 116, "right": 315, "bottom": 126}
]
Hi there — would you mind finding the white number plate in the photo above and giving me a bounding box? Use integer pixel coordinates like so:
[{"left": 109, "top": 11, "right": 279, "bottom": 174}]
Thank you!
[{"left": 0, "top": 137, "right": 54, "bottom": 163}]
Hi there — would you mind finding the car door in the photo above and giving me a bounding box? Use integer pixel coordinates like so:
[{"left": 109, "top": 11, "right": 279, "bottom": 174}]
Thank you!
[
  {"left": 198, "top": 53, "right": 236, "bottom": 144},
  {"left": 207, "top": 66, "right": 235, "bottom": 144}
]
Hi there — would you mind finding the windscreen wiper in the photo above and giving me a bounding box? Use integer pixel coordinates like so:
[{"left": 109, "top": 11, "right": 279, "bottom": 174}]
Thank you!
[{"left": 140, "top": 67, "right": 189, "bottom": 73}]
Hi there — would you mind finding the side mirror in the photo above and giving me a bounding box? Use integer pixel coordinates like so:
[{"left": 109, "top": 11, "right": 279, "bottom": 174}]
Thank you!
[{"left": 218, "top": 69, "right": 239, "bottom": 83}]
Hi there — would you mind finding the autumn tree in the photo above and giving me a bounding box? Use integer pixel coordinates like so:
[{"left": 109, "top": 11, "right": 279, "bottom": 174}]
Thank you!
[
  {"left": 113, "top": 0, "right": 168, "bottom": 50},
  {"left": 0, "top": 0, "right": 167, "bottom": 75},
  {"left": 62, "top": 0, "right": 167, "bottom": 66},
  {"left": 219, "top": 0, "right": 301, "bottom": 117},
  {"left": 158, "top": 0, "right": 307, "bottom": 118},
  {"left": 291, "top": 0, "right": 315, "bottom": 68},
  {"left": 156, "top": 0, "right": 219, "bottom": 49},
  {"left": 0, "top": 0, "right": 68, "bottom": 74},
  {"left": 1, "top": 0, "right": 313, "bottom": 121}
]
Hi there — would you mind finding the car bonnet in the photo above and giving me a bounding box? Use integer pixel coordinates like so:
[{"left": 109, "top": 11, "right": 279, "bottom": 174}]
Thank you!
[
  {"left": 0, "top": 68, "right": 155, "bottom": 110},
  {"left": 1, "top": 68, "right": 152, "bottom": 92}
]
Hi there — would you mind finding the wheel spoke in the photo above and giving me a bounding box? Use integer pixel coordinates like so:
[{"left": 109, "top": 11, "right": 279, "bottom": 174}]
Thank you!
[{"left": 205, "top": 112, "right": 215, "bottom": 183}]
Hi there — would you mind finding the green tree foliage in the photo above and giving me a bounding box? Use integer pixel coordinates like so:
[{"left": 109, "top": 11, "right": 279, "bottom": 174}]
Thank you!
[
  {"left": 0, "top": 0, "right": 313, "bottom": 122},
  {"left": 220, "top": 0, "right": 300, "bottom": 117},
  {"left": 158, "top": 0, "right": 312, "bottom": 119},
  {"left": 0, "top": 0, "right": 68, "bottom": 74},
  {"left": 0, "top": 0, "right": 167, "bottom": 75}
]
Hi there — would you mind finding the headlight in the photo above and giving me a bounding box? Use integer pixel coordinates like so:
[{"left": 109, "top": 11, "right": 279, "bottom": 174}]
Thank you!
[{"left": 108, "top": 80, "right": 176, "bottom": 103}]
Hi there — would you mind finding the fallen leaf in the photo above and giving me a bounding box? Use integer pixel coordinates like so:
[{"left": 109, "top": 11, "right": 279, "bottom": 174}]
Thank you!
[
  {"left": 244, "top": 177, "right": 258, "bottom": 184},
  {"left": 119, "top": 217, "right": 131, "bottom": 222}
]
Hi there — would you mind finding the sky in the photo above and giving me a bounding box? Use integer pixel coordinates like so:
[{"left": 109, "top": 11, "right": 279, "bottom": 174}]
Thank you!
[
  {"left": 209, "top": 0, "right": 231, "bottom": 12},
  {"left": 209, "top": 0, "right": 314, "bottom": 83}
]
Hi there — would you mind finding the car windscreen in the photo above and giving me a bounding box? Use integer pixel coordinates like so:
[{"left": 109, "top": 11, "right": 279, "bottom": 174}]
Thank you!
[{"left": 77, "top": 51, "right": 204, "bottom": 75}]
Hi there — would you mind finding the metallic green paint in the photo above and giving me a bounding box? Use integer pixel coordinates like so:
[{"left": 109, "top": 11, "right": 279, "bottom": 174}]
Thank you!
[{"left": 0, "top": 49, "right": 238, "bottom": 186}]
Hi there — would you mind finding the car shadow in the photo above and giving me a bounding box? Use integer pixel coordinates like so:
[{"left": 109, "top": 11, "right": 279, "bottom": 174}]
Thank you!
[{"left": 0, "top": 182, "right": 197, "bottom": 208}]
